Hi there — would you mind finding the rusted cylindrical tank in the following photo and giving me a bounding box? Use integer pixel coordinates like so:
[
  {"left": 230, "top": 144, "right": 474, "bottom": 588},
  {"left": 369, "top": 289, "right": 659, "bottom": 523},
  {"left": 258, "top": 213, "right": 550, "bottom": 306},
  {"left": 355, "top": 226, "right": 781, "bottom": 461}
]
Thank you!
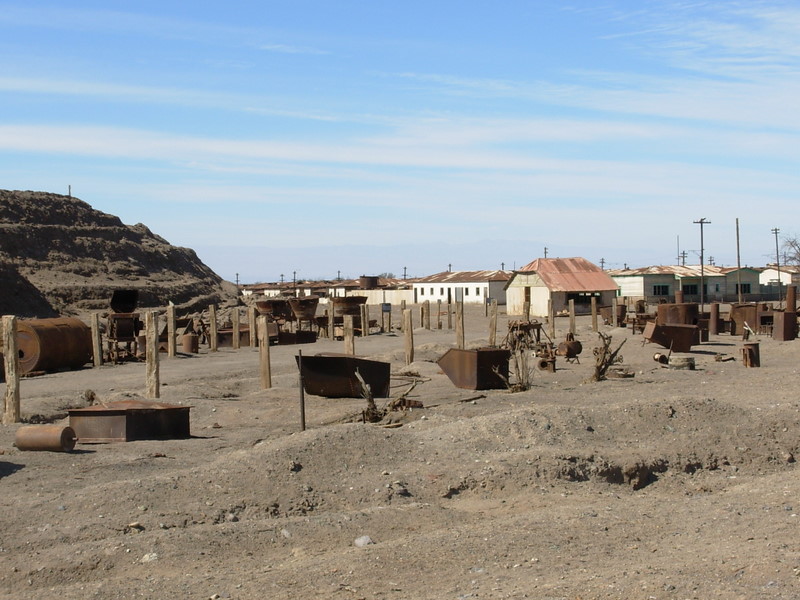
[
  {"left": 332, "top": 296, "right": 368, "bottom": 316},
  {"left": 657, "top": 303, "right": 699, "bottom": 326},
  {"left": 556, "top": 333, "right": 582, "bottom": 359},
  {"left": 787, "top": 285, "right": 797, "bottom": 313},
  {"left": 359, "top": 276, "right": 380, "bottom": 290},
  {"left": 288, "top": 296, "right": 320, "bottom": 320},
  {"left": 742, "top": 342, "right": 760, "bottom": 367},
  {"left": 16, "top": 317, "right": 92, "bottom": 374},
  {"left": 182, "top": 333, "right": 199, "bottom": 353},
  {"left": 15, "top": 425, "right": 77, "bottom": 452}
]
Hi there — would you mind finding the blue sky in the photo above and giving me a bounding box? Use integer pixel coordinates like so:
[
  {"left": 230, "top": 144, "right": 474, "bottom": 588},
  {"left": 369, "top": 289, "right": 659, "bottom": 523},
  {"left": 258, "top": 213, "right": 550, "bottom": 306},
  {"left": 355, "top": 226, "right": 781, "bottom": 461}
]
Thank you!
[{"left": 1, "top": 1, "right": 798, "bottom": 283}]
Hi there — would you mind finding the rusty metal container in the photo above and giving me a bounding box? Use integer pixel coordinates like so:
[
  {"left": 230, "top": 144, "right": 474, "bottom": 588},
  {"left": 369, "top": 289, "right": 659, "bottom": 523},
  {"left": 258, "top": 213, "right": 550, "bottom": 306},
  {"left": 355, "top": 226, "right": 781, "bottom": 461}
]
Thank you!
[
  {"left": 288, "top": 296, "right": 320, "bottom": 320},
  {"left": 741, "top": 342, "right": 760, "bottom": 367},
  {"left": 332, "top": 296, "right": 368, "bottom": 316},
  {"left": 15, "top": 424, "right": 77, "bottom": 452},
  {"left": 16, "top": 317, "right": 93, "bottom": 374},
  {"left": 182, "top": 333, "right": 199, "bottom": 353},
  {"left": 729, "top": 304, "right": 758, "bottom": 336},
  {"left": 296, "top": 354, "right": 391, "bottom": 398},
  {"left": 656, "top": 303, "right": 699, "bottom": 326},
  {"left": 772, "top": 311, "right": 798, "bottom": 341},
  {"left": 68, "top": 400, "right": 191, "bottom": 442},
  {"left": 437, "top": 348, "right": 511, "bottom": 390},
  {"left": 643, "top": 322, "right": 697, "bottom": 353},
  {"left": 599, "top": 305, "right": 626, "bottom": 326},
  {"left": 555, "top": 333, "right": 582, "bottom": 360},
  {"left": 359, "top": 276, "right": 380, "bottom": 290},
  {"left": 255, "top": 298, "right": 294, "bottom": 320}
]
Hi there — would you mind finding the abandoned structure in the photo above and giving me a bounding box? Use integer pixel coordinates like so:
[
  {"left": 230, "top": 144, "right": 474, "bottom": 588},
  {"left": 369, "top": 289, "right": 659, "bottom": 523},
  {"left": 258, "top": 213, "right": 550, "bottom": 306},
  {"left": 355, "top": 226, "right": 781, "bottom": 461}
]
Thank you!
[
  {"left": 410, "top": 270, "right": 511, "bottom": 305},
  {"left": 505, "top": 257, "right": 618, "bottom": 317}
]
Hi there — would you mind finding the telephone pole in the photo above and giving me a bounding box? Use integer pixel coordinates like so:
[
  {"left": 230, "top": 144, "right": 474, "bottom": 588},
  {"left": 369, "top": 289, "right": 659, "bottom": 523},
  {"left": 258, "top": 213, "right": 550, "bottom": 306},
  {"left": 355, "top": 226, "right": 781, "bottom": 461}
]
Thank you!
[
  {"left": 694, "top": 218, "right": 710, "bottom": 308},
  {"left": 772, "top": 227, "right": 782, "bottom": 305}
]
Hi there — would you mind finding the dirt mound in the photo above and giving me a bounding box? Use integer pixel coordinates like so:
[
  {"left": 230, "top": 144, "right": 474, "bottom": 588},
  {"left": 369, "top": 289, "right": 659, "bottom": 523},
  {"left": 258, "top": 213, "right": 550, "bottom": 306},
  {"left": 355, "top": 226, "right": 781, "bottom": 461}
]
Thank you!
[{"left": 0, "top": 190, "right": 237, "bottom": 317}]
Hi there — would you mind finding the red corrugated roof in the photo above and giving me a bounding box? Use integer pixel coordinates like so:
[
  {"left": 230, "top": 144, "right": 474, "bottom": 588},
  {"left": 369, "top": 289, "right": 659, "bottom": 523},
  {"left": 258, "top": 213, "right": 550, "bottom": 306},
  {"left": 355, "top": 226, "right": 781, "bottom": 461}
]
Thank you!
[
  {"left": 414, "top": 270, "right": 512, "bottom": 284},
  {"left": 517, "top": 257, "right": 618, "bottom": 292}
]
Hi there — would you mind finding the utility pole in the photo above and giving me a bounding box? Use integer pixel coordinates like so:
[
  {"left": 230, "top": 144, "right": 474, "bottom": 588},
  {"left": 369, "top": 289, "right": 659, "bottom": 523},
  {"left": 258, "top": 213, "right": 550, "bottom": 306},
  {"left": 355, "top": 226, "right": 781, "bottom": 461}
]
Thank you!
[
  {"left": 599, "top": 258, "right": 606, "bottom": 270},
  {"left": 736, "top": 218, "right": 743, "bottom": 303},
  {"left": 680, "top": 251, "right": 688, "bottom": 266},
  {"left": 403, "top": 266, "right": 407, "bottom": 280},
  {"left": 543, "top": 247, "right": 548, "bottom": 258},
  {"left": 676, "top": 235, "right": 680, "bottom": 265},
  {"left": 694, "top": 218, "right": 710, "bottom": 309},
  {"left": 772, "top": 227, "right": 782, "bottom": 305},
  {"left": 448, "top": 263, "right": 452, "bottom": 272}
]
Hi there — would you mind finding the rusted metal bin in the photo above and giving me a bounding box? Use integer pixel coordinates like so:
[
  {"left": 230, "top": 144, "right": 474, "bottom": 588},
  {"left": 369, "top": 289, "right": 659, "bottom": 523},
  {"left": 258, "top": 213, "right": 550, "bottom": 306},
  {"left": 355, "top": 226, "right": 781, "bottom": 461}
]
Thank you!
[
  {"left": 68, "top": 400, "right": 191, "bottom": 442},
  {"left": 643, "top": 322, "right": 697, "bottom": 353},
  {"left": 288, "top": 296, "right": 320, "bottom": 320},
  {"left": 15, "top": 424, "right": 77, "bottom": 452},
  {"left": 599, "top": 305, "right": 626, "bottom": 325},
  {"left": 332, "top": 296, "right": 368, "bottom": 316},
  {"left": 255, "top": 298, "right": 294, "bottom": 321},
  {"left": 296, "top": 354, "right": 391, "bottom": 398},
  {"left": 437, "top": 347, "right": 511, "bottom": 390},
  {"left": 772, "top": 311, "right": 798, "bottom": 341},
  {"left": 656, "top": 303, "right": 700, "bottom": 326},
  {"left": 16, "top": 317, "right": 92, "bottom": 374},
  {"left": 182, "top": 333, "right": 199, "bottom": 353}
]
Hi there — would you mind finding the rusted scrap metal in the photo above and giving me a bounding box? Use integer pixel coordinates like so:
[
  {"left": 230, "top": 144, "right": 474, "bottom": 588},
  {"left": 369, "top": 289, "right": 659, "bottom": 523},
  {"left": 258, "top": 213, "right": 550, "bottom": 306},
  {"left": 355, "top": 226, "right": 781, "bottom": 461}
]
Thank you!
[
  {"left": 730, "top": 303, "right": 773, "bottom": 336},
  {"left": 331, "top": 296, "right": 367, "bottom": 316},
  {"left": 741, "top": 342, "right": 760, "bottom": 368},
  {"left": 643, "top": 321, "right": 697, "bottom": 353},
  {"left": 437, "top": 347, "right": 511, "bottom": 390},
  {"left": 68, "top": 399, "right": 191, "bottom": 443},
  {"left": 16, "top": 317, "right": 93, "bottom": 374},
  {"left": 590, "top": 332, "right": 626, "bottom": 382},
  {"left": 288, "top": 296, "right": 320, "bottom": 331},
  {"left": 772, "top": 311, "right": 798, "bottom": 342},
  {"left": 599, "top": 304, "right": 626, "bottom": 326},
  {"left": 15, "top": 424, "right": 77, "bottom": 452},
  {"left": 555, "top": 332, "right": 582, "bottom": 363},
  {"left": 295, "top": 353, "right": 391, "bottom": 398},
  {"left": 107, "top": 289, "right": 143, "bottom": 363},
  {"left": 656, "top": 303, "right": 699, "bottom": 326}
]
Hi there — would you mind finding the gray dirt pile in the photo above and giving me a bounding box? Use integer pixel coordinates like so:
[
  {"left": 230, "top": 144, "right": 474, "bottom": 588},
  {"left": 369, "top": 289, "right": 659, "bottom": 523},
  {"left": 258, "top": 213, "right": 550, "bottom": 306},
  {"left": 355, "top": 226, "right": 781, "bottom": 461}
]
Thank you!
[{"left": 0, "top": 189, "right": 237, "bottom": 317}]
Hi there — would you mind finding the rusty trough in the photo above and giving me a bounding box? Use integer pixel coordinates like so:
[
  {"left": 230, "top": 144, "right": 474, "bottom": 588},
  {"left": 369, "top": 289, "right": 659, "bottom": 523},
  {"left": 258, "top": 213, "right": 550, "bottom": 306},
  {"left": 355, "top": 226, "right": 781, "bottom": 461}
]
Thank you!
[
  {"left": 437, "top": 347, "right": 511, "bottom": 390},
  {"left": 296, "top": 354, "right": 391, "bottom": 398},
  {"left": 16, "top": 317, "right": 93, "bottom": 374},
  {"left": 68, "top": 400, "right": 191, "bottom": 443}
]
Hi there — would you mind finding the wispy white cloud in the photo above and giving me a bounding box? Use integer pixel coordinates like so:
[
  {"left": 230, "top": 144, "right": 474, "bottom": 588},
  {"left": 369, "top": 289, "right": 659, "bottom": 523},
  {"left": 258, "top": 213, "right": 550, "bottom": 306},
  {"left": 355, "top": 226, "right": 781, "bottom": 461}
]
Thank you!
[{"left": 259, "top": 43, "right": 328, "bottom": 55}]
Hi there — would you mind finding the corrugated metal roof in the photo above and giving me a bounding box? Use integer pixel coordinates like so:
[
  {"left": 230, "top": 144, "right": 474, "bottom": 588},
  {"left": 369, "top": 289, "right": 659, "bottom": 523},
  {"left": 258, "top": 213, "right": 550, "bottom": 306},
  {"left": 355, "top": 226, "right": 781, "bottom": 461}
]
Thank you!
[
  {"left": 414, "top": 270, "right": 512, "bottom": 284},
  {"left": 607, "top": 265, "right": 756, "bottom": 278},
  {"left": 517, "top": 258, "right": 618, "bottom": 292}
]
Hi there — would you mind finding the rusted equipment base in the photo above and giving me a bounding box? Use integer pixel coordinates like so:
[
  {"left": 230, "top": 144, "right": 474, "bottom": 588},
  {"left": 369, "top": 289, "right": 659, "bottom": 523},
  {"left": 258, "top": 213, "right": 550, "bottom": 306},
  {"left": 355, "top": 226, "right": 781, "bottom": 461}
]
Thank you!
[
  {"left": 15, "top": 425, "right": 76, "bottom": 451},
  {"left": 437, "top": 348, "right": 511, "bottom": 390},
  {"left": 68, "top": 400, "right": 191, "bottom": 442},
  {"left": 296, "top": 354, "right": 391, "bottom": 398},
  {"left": 643, "top": 322, "right": 697, "bottom": 353},
  {"left": 741, "top": 343, "right": 760, "bottom": 367},
  {"left": 772, "top": 312, "right": 798, "bottom": 341}
]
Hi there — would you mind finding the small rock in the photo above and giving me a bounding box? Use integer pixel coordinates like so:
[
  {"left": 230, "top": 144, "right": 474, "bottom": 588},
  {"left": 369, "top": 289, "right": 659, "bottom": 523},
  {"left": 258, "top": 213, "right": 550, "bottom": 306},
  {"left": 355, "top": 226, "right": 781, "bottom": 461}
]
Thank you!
[
  {"left": 354, "top": 535, "right": 374, "bottom": 548},
  {"left": 140, "top": 552, "right": 158, "bottom": 563},
  {"left": 281, "top": 528, "right": 291, "bottom": 538}
]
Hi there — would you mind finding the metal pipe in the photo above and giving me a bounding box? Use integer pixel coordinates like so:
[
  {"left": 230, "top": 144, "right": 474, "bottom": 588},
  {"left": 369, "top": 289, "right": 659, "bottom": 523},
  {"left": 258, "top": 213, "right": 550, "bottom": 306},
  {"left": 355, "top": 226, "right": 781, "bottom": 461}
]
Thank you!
[{"left": 15, "top": 425, "right": 76, "bottom": 452}]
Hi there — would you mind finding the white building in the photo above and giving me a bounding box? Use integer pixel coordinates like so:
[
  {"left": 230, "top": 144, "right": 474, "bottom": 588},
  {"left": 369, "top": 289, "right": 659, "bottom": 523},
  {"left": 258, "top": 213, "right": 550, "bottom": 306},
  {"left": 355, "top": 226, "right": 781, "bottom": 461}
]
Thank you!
[{"left": 410, "top": 270, "right": 511, "bottom": 305}]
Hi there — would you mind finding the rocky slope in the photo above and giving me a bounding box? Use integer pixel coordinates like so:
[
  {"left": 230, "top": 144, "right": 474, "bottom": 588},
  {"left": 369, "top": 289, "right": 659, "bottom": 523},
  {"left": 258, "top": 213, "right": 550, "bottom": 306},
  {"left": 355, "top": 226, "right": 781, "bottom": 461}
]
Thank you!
[{"left": 0, "top": 190, "right": 237, "bottom": 317}]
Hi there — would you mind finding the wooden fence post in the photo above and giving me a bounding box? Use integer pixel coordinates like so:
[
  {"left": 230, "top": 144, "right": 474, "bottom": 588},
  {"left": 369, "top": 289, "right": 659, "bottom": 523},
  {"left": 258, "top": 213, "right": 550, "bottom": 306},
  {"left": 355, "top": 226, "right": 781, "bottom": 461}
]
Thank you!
[
  {"left": 611, "top": 297, "right": 618, "bottom": 328},
  {"left": 249, "top": 306, "right": 257, "bottom": 348},
  {"left": 456, "top": 301, "right": 465, "bottom": 349},
  {"left": 257, "top": 315, "right": 272, "bottom": 389},
  {"left": 166, "top": 304, "right": 176, "bottom": 357},
  {"left": 437, "top": 299, "right": 442, "bottom": 330},
  {"left": 489, "top": 299, "right": 498, "bottom": 347},
  {"left": 548, "top": 299, "right": 555, "bottom": 340},
  {"left": 344, "top": 314, "right": 355, "bottom": 355},
  {"left": 145, "top": 311, "right": 160, "bottom": 399},
  {"left": 591, "top": 297, "right": 598, "bottom": 332},
  {"left": 404, "top": 309, "right": 414, "bottom": 364},
  {"left": 424, "top": 300, "right": 431, "bottom": 330},
  {"left": 568, "top": 299, "right": 576, "bottom": 336},
  {"left": 91, "top": 311, "right": 103, "bottom": 366},
  {"left": 2, "top": 316, "right": 20, "bottom": 424},
  {"left": 209, "top": 304, "right": 218, "bottom": 351},
  {"left": 232, "top": 307, "right": 240, "bottom": 349}
]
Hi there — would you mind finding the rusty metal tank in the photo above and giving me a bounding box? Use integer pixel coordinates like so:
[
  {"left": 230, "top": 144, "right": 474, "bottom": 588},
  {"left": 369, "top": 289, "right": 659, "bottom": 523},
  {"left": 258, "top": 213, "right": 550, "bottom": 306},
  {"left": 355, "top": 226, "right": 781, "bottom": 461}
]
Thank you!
[
  {"left": 332, "top": 296, "right": 367, "bottom": 316},
  {"left": 288, "top": 296, "right": 320, "bottom": 320},
  {"left": 16, "top": 317, "right": 92, "bottom": 374},
  {"left": 255, "top": 298, "right": 294, "bottom": 320},
  {"left": 656, "top": 303, "right": 700, "bottom": 326},
  {"left": 15, "top": 424, "right": 77, "bottom": 452},
  {"left": 556, "top": 333, "right": 583, "bottom": 359}
]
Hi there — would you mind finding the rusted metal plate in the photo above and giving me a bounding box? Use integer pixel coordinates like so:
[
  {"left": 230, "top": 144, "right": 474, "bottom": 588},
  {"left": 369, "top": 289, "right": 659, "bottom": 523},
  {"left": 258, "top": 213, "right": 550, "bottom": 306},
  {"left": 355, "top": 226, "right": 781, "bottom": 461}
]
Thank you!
[
  {"left": 437, "top": 348, "right": 511, "bottom": 390},
  {"left": 656, "top": 303, "right": 700, "bottom": 326},
  {"left": 296, "top": 354, "right": 390, "bottom": 398},
  {"left": 331, "top": 296, "right": 367, "bottom": 316},
  {"left": 643, "top": 322, "right": 697, "bottom": 353},
  {"left": 68, "top": 400, "right": 191, "bottom": 443},
  {"left": 288, "top": 296, "right": 319, "bottom": 320},
  {"left": 772, "top": 311, "right": 798, "bottom": 341}
]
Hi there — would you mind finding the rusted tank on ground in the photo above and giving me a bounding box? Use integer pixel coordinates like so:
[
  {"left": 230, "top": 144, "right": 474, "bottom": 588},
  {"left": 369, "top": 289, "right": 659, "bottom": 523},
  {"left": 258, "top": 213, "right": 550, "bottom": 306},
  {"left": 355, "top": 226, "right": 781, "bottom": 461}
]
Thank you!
[
  {"left": 555, "top": 333, "right": 582, "bottom": 360},
  {"left": 437, "top": 347, "right": 511, "bottom": 390},
  {"left": 296, "top": 353, "right": 391, "bottom": 398},
  {"left": 16, "top": 317, "right": 92, "bottom": 374},
  {"left": 331, "top": 296, "right": 368, "bottom": 316},
  {"left": 288, "top": 296, "right": 320, "bottom": 320},
  {"left": 255, "top": 298, "right": 294, "bottom": 321},
  {"left": 656, "top": 303, "right": 700, "bottom": 326},
  {"left": 643, "top": 321, "right": 697, "bottom": 353},
  {"left": 68, "top": 400, "right": 192, "bottom": 442}
]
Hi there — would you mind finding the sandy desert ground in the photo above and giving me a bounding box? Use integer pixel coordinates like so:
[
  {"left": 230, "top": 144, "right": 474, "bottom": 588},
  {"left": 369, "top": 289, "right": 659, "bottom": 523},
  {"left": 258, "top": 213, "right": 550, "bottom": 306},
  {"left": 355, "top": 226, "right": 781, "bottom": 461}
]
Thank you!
[{"left": 1, "top": 304, "right": 799, "bottom": 600}]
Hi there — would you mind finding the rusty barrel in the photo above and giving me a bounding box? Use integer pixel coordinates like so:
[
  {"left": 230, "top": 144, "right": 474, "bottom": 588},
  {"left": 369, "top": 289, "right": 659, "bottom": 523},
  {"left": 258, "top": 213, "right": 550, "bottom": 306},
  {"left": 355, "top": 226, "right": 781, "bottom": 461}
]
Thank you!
[
  {"left": 332, "top": 296, "right": 367, "bottom": 316},
  {"left": 16, "top": 317, "right": 92, "bottom": 374},
  {"left": 15, "top": 425, "right": 77, "bottom": 452},
  {"left": 182, "top": 333, "right": 199, "bottom": 353}
]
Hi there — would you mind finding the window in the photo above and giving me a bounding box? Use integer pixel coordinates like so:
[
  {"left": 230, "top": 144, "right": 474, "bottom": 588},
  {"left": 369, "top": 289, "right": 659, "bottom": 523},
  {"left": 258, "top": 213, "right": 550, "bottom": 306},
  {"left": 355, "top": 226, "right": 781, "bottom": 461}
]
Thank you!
[
  {"left": 476, "top": 287, "right": 480, "bottom": 296},
  {"left": 465, "top": 288, "right": 469, "bottom": 295},
  {"left": 440, "top": 288, "right": 444, "bottom": 295},
  {"left": 682, "top": 284, "right": 698, "bottom": 295},
  {"left": 430, "top": 288, "right": 434, "bottom": 295},
  {"left": 736, "top": 283, "right": 751, "bottom": 294},
  {"left": 653, "top": 285, "right": 669, "bottom": 296},
  {"left": 420, "top": 288, "right": 424, "bottom": 296}
]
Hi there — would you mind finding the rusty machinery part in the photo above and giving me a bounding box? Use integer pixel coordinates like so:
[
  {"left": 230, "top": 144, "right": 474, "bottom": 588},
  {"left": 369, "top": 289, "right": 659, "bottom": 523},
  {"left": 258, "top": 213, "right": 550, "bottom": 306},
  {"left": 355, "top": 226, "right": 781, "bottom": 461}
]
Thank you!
[
  {"left": 555, "top": 332, "right": 583, "bottom": 359},
  {"left": 537, "top": 357, "right": 556, "bottom": 372},
  {"left": 331, "top": 296, "right": 368, "bottom": 317},
  {"left": 593, "top": 346, "right": 624, "bottom": 364},
  {"left": 653, "top": 352, "right": 669, "bottom": 365},
  {"left": 69, "top": 400, "right": 192, "bottom": 442},
  {"left": 15, "top": 425, "right": 77, "bottom": 452},
  {"left": 296, "top": 354, "right": 391, "bottom": 398},
  {"left": 288, "top": 296, "right": 320, "bottom": 320},
  {"left": 16, "top": 317, "right": 93, "bottom": 375},
  {"left": 437, "top": 348, "right": 511, "bottom": 390}
]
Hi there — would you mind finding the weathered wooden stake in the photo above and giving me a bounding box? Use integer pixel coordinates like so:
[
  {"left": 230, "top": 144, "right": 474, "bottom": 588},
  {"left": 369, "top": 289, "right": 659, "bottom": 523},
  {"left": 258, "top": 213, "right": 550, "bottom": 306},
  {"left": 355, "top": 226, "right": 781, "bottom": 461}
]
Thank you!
[
  {"left": 166, "top": 304, "right": 176, "bottom": 357},
  {"left": 591, "top": 297, "right": 598, "bottom": 332},
  {"left": 232, "top": 307, "right": 240, "bottom": 349},
  {"left": 2, "top": 315, "right": 20, "bottom": 424},
  {"left": 298, "top": 349, "right": 306, "bottom": 431},
  {"left": 360, "top": 304, "right": 369, "bottom": 337},
  {"left": 548, "top": 299, "right": 555, "bottom": 340},
  {"left": 328, "top": 306, "right": 336, "bottom": 339},
  {"left": 145, "top": 311, "right": 160, "bottom": 399},
  {"left": 403, "top": 309, "right": 414, "bottom": 364},
  {"left": 489, "top": 299, "right": 498, "bottom": 347},
  {"left": 249, "top": 306, "right": 257, "bottom": 348},
  {"left": 611, "top": 297, "right": 618, "bottom": 328},
  {"left": 447, "top": 302, "right": 453, "bottom": 329},
  {"left": 424, "top": 300, "right": 431, "bottom": 330},
  {"left": 91, "top": 311, "right": 103, "bottom": 366},
  {"left": 456, "top": 301, "right": 465, "bottom": 349},
  {"left": 709, "top": 302, "right": 719, "bottom": 336},
  {"left": 523, "top": 301, "right": 531, "bottom": 322},
  {"left": 209, "top": 304, "right": 218, "bottom": 351},
  {"left": 568, "top": 299, "right": 576, "bottom": 335},
  {"left": 344, "top": 314, "right": 355, "bottom": 355},
  {"left": 257, "top": 315, "right": 272, "bottom": 388},
  {"left": 437, "top": 299, "right": 442, "bottom": 330}
]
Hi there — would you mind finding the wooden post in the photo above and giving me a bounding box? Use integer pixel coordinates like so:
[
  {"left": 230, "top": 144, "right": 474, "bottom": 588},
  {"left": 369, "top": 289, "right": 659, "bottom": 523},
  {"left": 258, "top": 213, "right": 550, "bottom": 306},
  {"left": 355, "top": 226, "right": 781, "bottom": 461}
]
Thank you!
[
  {"left": 437, "top": 299, "right": 442, "bottom": 330},
  {"left": 403, "top": 309, "right": 414, "bottom": 364},
  {"left": 447, "top": 301, "right": 453, "bottom": 329},
  {"left": 328, "top": 305, "right": 336, "bottom": 339},
  {"left": 424, "top": 300, "right": 431, "bottom": 330},
  {"left": 591, "top": 297, "right": 598, "bottom": 332},
  {"left": 611, "top": 297, "right": 618, "bottom": 328},
  {"left": 710, "top": 302, "right": 720, "bottom": 336},
  {"left": 489, "top": 299, "right": 498, "bottom": 347},
  {"left": 568, "top": 299, "right": 576, "bottom": 336},
  {"left": 344, "top": 314, "right": 355, "bottom": 355},
  {"left": 548, "top": 299, "right": 555, "bottom": 340},
  {"left": 90, "top": 311, "right": 103, "bottom": 366},
  {"left": 166, "top": 304, "right": 176, "bottom": 357},
  {"left": 456, "top": 301, "right": 465, "bottom": 349},
  {"left": 298, "top": 349, "right": 306, "bottom": 432},
  {"left": 232, "top": 307, "right": 240, "bottom": 349},
  {"left": 257, "top": 315, "right": 272, "bottom": 388},
  {"left": 145, "top": 311, "right": 160, "bottom": 399},
  {"left": 360, "top": 304, "right": 369, "bottom": 337},
  {"left": 209, "top": 304, "right": 218, "bottom": 351},
  {"left": 2, "top": 315, "right": 20, "bottom": 424},
  {"left": 249, "top": 306, "right": 257, "bottom": 348},
  {"left": 523, "top": 301, "right": 531, "bottom": 322}
]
